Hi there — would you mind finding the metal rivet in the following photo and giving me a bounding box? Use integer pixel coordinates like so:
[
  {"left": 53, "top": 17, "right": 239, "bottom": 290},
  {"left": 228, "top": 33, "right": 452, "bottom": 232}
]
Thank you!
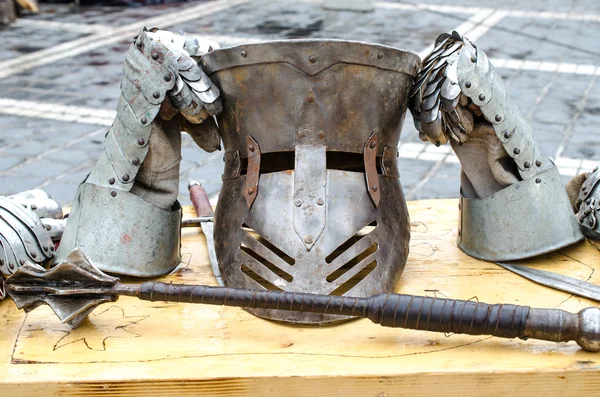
[
  {"left": 309, "top": 55, "right": 317, "bottom": 63},
  {"left": 132, "top": 157, "right": 140, "bottom": 165},
  {"left": 137, "top": 138, "right": 145, "bottom": 146},
  {"left": 369, "top": 141, "right": 376, "bottom": 149},
  {"left": 465, "top": 81, "right": 471, "bottom": 89},
  {"left": 304, "top": 236, "right": 314, "bottom": 244},
  {"left": 294, "top": 199, "right": 302, "bottom": 207},
  {"left": 583, "top": 185, "right": 587, "bottom": 191},
  {"left": 45, "top": 224, "right": 51, "bottom": 231},
  {"left": 535, "top": 160, "right": 542, "bottom": 167},
  {"left": 50, "top": 246, "right": 54, "bottom": 252},
  {"left": 20, "top": 259, "right": 25, "bottom": 265},
  {"left": 471, "top": 55, "right": 477, "bottom": 63},
  {"left": 249, "top": 145, "right": 255, "bottom": 152},
  {"left": 43, "top": 245, "right": 48, "bottom": 252},
  {"left": 503, "top": 130, "right": 512, "bottom": 139},
  {"left": 9, "top": 262, "right": 14, "bottom": 270},
  {"left": 110, "top": 190, "right": 117, "bottom": 197},
  {"left": 524, "top": 161, "right": 531, "bottom": 168},
  {"left": 109, "top": 177, "right": 115, "bottom": 185},
  {"left": 513, "top": 148, "right": 521, "bottom": 155},
  {"left": 377, "top": 53, "right": 384, "bottom": 59},
  {"left": 479, "top": 93, "right": 486, "bottom": 101},
  {"left": 31, "top": 252, "right": 37, "bottom": 259},
  {"left": 151, "top": 52, "right": 159, "bottom": 60},
  {"left": 248, "top": 187, "right": 255, "bottom": 195},
  {"left": 164, "top": 74, "right": 171, "bottom": 82},
  {"left": 372, "top": 185, "right": 378, "bottom": 192},
  {"left": 141, "top": 117, "right": 147, "bottom": 124},
  {"left": 153, "top": 92, "right": 160, "bottom": 99},
  {"left": 31, "top": 204, "right": 37, "bottom": 210},
  {"left": 495, "top": 114, "right": 502, "bottom": 122},
  {"left": 535, "top": 178, "right": 542, "bottom": 184},
  {"left": 589, "top": 218, "right": 595, "bottom": 226},
  {"left": 122, "top": 174, "right": 130, "bottom": 182},
  {"left": 318, "top": 132, "right": 325, "bottom": 139},
  {"left": 317, "top": 198, "right": 324, "bottom": 206},
  {"left": 241, "top": 50, "right": 247, "bottom": 58}
]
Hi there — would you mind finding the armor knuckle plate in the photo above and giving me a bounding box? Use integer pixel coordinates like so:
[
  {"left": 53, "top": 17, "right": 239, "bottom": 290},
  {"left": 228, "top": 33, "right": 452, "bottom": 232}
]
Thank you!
[
  {"left": 0, "top": 193, "right": 57, "bottom": 277},
  {"left": 575, "top": 166, "right": 600, "bottom": 240},
  {"left": 204, "top": 40, "right": 419, "bottom": 324}
]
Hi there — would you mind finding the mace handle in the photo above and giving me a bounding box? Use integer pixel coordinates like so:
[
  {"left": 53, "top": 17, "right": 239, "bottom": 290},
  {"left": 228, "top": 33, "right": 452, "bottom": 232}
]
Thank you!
[{"left": 138, "top": 282, "right": 600, "bottom": 352}]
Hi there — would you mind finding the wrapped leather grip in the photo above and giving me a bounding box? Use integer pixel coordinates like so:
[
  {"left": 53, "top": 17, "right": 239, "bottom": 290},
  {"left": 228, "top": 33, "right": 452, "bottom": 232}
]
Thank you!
[
  {"left": 138, "top": 282, "right": 368, "bottom": 316},
  {"left": 188, "top": 182, "right": 213, "bottom": 217},
  {"left": 139, "top": 283, "right": 531, "bottom": 339},
  {"left": 366, "top": 294, "right": 531, "bottom": 338}
]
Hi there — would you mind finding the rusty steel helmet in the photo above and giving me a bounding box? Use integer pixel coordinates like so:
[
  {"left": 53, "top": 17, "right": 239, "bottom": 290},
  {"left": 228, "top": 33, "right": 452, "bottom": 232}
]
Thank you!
[{"left": 203, "top": 39, "right": 420, "bottom": 324}]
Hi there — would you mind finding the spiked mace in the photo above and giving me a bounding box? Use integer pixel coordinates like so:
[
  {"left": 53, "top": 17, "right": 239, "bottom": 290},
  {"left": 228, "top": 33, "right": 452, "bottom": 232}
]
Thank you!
[{"left": 4, "top": 249, "right": 600, "bottom": 352}]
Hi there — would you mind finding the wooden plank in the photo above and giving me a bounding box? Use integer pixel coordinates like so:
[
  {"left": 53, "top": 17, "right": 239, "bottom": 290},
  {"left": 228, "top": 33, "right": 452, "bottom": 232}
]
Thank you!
[{"left": 1, "top": 199, "right": 599, "bottom": 396}]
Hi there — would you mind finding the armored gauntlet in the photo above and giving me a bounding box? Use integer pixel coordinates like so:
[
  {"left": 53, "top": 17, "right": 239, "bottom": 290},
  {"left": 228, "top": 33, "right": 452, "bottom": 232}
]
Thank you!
[
  {"left": 410, "top": 32, "right": 583, "bottom": 260},
  {"left": 567, "top": 165, "right": 600, "bottom": 241},
  {"left": 55, "top": 29, "right": 222, "bottom": 277},
  {"left": 0, "top": 190, "right": 63, "bottom": 298}
]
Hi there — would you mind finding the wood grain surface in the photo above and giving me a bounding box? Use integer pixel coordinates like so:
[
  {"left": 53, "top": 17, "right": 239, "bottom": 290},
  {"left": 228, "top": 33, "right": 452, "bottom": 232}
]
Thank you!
[{"left": 1, "top": 199, "right": 599, "bottom": 396}]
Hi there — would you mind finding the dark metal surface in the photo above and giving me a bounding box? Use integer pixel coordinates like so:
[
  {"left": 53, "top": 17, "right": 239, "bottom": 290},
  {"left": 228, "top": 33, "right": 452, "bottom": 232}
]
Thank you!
[{"left": 206, "top": 40, "right": 418, "bottom": 324}]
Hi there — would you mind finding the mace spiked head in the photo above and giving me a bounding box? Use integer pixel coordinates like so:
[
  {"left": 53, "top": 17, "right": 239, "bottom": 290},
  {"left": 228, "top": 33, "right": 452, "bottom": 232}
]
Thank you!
[{"left": 5, "top": 248, "right": 120, "bottom": 329}]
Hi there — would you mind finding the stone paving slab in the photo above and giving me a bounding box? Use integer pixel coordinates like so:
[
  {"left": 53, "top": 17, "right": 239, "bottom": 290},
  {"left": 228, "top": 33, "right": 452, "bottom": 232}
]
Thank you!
[{"left": 0, "top": 0, "right": 599, "bottom": 207}]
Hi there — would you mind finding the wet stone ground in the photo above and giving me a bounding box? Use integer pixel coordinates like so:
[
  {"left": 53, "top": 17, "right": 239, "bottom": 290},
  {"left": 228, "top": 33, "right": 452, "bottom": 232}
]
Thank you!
[{"left": 0, "top": 0, "right": 599, "bottom": 206}]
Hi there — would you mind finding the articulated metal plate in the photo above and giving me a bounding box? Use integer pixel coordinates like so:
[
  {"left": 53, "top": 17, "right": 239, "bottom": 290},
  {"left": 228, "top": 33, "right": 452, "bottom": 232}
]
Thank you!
[
  {"left": 207, "top": 40, "right": 418, "bottom": 324},
  {"left": 54, "top": 183, "right": 182, "bottom": 277},
  {"left": 459, "top": 165, "right": 584, "bottom": 261},
  {"left": 0, "top": 193, "right": 57, "bottom": 277},
  {"left": 575, "top": 166, "right": 600, "bottom": 240}
]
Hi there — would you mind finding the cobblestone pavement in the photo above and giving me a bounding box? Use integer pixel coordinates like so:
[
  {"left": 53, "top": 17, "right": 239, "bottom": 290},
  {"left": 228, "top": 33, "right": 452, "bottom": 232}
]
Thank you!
[{"left": 0, "top": 0, "right": 599, "bottom": 206}]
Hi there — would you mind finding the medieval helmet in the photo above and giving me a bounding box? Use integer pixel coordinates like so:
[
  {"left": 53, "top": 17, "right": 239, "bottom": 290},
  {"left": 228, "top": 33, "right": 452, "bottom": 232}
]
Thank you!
[{"left": 203, "top": 40, "right": 420, "bottom": 324}]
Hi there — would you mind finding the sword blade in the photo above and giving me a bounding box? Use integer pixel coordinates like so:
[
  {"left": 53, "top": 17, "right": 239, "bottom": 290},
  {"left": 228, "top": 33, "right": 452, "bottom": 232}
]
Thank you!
[
  {"left": 496, "top": 262, "right": 600, "bottom": 303},
  {"left": 200, "top": 221, "right": 222, "bottom": 286}
]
